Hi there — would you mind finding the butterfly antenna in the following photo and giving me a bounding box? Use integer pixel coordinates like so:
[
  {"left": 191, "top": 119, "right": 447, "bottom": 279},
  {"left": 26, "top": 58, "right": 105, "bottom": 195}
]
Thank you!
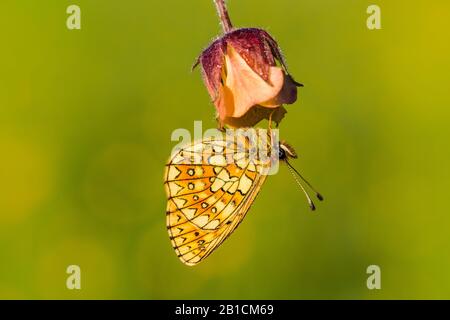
[
  {"left": 285, "top": 161, "right": 317, "bottom": 211},
  {"left": 285, "top": 159, "right": 323, "bottom": 201},
  {"left": 285, "top": 159, "right": 324, "bottom": 208}
]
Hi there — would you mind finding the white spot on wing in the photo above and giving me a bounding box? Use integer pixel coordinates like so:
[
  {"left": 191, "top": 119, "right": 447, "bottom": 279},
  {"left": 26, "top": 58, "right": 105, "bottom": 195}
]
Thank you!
[
  {"left": 184, "top": 143, "right": 205, "bottom": 153},
  {"left": 193, "top": 215, "right": 209, "bottom": 227},
  {"left": 168, "top": 166, "right": 181, "bottom": 180},
  {"left": 168, "top": 182, "right": 183, "bottom": 196},
  {"left": 210, "top": 178, "right": 225, "bottom": 192},
  {"left": 208, "top": 155, "right": 227, "bottom": 166},
  {"left": 204, "top": 219, "right": 220, "bottom": 230},
  {"left": 182, "top": 208, "right": 197, "bottom": 219},
  {"left": 238, "top": 174, "right": 253, "bottom": 195},
  {"left": 173, "top": 197, "right": 187, "bottom": 208}
]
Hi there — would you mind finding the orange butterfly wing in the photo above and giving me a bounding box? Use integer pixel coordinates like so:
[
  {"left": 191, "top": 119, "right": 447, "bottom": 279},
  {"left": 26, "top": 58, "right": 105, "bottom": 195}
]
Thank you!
[{"left": 164, "top": 131, "right": 272, "bottom": 266}]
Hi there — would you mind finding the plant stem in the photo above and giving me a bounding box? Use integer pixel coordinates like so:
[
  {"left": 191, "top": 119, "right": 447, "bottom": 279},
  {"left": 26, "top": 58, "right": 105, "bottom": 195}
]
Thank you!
[{"left": 214, "top": 0, "right": 233, "bottom": 33}]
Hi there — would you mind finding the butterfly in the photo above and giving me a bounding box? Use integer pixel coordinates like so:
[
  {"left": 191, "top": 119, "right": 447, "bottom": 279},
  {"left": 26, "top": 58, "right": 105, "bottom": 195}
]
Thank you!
[{"left": 163, "top": 128, "right": 322, "bottom": 266}]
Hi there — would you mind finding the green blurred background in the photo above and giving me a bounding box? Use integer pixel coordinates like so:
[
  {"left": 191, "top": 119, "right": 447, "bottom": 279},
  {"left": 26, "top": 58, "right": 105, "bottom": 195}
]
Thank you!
[{"left": 1, "top": 0, "right": 449, "bottom": 299}]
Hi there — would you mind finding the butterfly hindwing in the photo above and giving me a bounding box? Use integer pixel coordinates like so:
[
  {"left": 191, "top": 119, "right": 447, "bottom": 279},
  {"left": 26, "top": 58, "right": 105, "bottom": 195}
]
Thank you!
[{"left": 164, "top": 130, "right": 272, "bottom": 266}]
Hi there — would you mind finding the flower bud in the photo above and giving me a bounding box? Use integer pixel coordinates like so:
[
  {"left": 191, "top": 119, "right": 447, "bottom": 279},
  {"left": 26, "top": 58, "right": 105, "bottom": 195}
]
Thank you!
[{"left": 194, "top": 28, "right": 302, "bottom": 127}]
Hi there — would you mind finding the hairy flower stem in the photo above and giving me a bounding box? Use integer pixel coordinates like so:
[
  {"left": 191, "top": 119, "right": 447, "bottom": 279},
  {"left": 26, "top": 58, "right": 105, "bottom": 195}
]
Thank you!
[{"left": 214, "top": 0, "right": 233, "bottom": 33}]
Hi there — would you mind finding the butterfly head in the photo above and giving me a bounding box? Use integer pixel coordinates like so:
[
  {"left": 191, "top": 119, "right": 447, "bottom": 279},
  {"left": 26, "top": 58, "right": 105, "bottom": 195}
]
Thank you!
[{"left": 278, "top": 141, "right": 298, "bottom": 160}]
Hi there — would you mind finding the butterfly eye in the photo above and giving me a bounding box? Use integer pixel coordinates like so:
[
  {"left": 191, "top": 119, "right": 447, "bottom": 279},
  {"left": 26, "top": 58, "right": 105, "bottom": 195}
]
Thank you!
[{"left": 278, "top": 147, "right": 286, "bottom": 160}]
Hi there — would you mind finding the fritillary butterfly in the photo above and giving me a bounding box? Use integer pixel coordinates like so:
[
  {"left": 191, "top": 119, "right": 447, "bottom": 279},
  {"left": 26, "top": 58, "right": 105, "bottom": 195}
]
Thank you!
[{"left": 164, "top": 128, "right": 322, "bottom": 266}]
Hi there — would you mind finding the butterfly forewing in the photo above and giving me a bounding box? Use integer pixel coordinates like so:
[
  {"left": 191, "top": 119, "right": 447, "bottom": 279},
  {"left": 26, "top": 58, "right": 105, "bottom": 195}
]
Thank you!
[{"left": 164, "top": 130, "right": 273, "bottom": 266}]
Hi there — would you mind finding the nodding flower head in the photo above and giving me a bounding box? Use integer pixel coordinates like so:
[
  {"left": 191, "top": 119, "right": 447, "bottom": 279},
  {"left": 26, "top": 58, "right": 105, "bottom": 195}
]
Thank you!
[{"left": 194, "top": 28, "right": 302, "bottom": 128}]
